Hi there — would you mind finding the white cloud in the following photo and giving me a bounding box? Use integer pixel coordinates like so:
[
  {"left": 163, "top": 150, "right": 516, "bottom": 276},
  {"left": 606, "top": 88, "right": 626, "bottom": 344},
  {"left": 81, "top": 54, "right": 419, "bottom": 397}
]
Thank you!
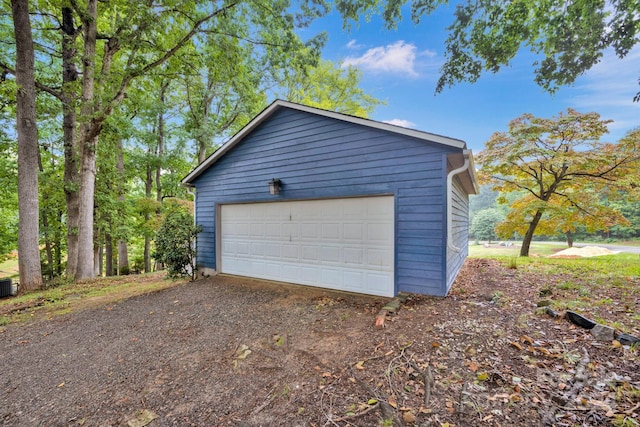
[
  {"left": 342, "top": 41, "right": 434, "bottom": 77},
  {"left": 383, "top": 119, "right": 416, "bottom": 128},
  {"left": 346, "top": 39, "right": 362, "bottom": 49},
  {"left": 568, "top": 48, "right": 640, "bottom": 135}
]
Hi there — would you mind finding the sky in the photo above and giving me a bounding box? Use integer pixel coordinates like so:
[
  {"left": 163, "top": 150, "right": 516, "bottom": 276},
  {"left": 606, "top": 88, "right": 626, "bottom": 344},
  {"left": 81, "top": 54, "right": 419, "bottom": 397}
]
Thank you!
[{"left": 300, "top": 6, "right": 640, "bottom": 153}]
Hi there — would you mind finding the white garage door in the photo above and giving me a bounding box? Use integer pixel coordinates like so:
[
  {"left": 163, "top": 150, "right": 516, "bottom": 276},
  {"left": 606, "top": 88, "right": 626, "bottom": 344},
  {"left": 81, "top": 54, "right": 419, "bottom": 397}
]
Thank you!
[{"left": 220, "top": 196, "right": 395, "bottom": 297}]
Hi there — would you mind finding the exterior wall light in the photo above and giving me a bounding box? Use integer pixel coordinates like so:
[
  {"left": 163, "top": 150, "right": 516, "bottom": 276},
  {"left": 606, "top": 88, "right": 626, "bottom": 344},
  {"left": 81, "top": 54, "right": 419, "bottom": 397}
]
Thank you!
[{"left": 268, "top": 178, "right": 282, "bottom": 195}]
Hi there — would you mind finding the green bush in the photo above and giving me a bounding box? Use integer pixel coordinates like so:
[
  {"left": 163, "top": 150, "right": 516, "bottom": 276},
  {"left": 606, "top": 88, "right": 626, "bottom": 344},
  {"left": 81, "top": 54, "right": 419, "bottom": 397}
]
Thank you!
[
  {"left": 470, "top": 208, "right": 505, "bottom": 242},
  {"left": 153, "top": 208, "right": 201, "bottom": 280}
]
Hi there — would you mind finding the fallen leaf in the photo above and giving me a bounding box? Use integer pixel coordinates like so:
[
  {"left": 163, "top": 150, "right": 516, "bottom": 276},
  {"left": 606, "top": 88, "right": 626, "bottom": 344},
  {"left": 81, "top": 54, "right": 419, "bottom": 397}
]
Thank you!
[
  {"left": 520, "top": 335, "right": 534, "bottom": 344},
  {"left": 402, "top": 411, "right": 416, "bottom": 423},
  {"left": 534, "top": 347, "right": 551, "bottom": 356},
  {"left": 355, "top": 361, "right": 365, "bottom": 370},
  {"left": 510, "top": 341, "right": 524, "bottom": 350},
  {"left": 477, "top": 372, "right": 489, "bottom": 381},
  {"left": 127, "top": 409, "right": 158, "bottom": 427},
  {"left": 235, "top": 344, "right": 251, "bottom": 360},
  {"left": 388, "top": 397, "right": 397, "bottom": 408},
  {"left": 367, "top": 398, "right": 378, "bottom": 405},
  {"left": 57, "top": 382, "right": 65, "bottom": 388}
]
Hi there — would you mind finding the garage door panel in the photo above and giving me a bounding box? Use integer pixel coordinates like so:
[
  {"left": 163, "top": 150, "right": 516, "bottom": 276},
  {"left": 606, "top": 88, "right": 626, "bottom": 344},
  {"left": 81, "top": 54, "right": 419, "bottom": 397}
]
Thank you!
[
  {"left": 265, "top": 223, "right": 281, "bottom": 238},
  {"left": 264, "top": 243, "right": 281, "bottom": 257},
  {"left": 283, "top": 244, "right": 299, "bottom": 259},
  {"left": 344, "top": 223, "right": 363, "bottom": 241},
  {"left": 250, "top": 223, "right": 264, "bottom": 237},
  {"left": 301, "top": 245, "right": 319, "bottom": 262},
  {"left": 321, "top": 223, "right": 340, "bottom": 239},
  {"left": 221, "top": 196, "right": 394, "bottom": 297},
  {"left": 321, "top": 267, "right": 342, "bottom": 285},
  {"left": 282, "top": 223, "right": 299, "bottom": 238},
  {"left": 367, "top": 248, "right": 393, "bottom": 268},
  {"left": 319, "top": 245, "right": 341, "bottom": 263},
  {"left": 368, "top": 223, "right": 393, "bottom": 241},
  {"left": 343, "top": 247, "right": 364, "bottom": 265}
]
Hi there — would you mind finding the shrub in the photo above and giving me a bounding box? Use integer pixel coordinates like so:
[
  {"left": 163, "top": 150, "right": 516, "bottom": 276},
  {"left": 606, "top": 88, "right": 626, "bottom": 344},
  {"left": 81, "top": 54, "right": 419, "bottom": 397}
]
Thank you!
[{"left": 153, "top": 209, "right": 201, "bottom": 280}]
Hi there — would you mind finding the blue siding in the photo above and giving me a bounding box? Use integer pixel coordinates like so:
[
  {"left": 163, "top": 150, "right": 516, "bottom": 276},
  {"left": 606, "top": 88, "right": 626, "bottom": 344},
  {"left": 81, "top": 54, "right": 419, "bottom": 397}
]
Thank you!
[
  {"left": 445, "top": 177, "right": 470, "bottom": 293},
  {"left": 192, "top": 107, "right": 465, "bottom": 296}
]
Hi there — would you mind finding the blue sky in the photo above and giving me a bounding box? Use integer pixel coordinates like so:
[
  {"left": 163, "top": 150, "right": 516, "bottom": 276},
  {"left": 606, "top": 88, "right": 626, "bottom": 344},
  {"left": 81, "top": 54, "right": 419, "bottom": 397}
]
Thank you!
[{"left": 301, "top": 7, "right": 640, "bottom": 153}]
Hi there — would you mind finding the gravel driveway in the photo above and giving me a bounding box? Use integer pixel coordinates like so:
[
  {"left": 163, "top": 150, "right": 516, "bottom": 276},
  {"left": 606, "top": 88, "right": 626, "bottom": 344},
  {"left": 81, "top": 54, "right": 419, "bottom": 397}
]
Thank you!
[
  {"left": 1, "top": 276, "right": 386, "bottom": 426},
  {"left": 2, "top": 262, "right": 638, "bottom": 426}
]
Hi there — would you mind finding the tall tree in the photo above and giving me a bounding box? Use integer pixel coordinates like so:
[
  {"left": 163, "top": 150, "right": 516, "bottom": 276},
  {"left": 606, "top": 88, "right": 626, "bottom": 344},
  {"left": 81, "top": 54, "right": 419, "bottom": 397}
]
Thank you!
[
  {"left": 281, "top": 59, "right": 384, "bottom": 117},
  {"left": 61, "top": 5, "right": 80, "bottom": 278},
  {"left": 67, "top": 0, "right": 325, "bottom": 280},
  {"left": 11, "top": 0, "right": 43, "bottom": 291},
  {"left": 180, "top": 25, "right": 267, "bottom": 164},
  {"left": 336, "top": 0, "right": 640, "bottom": 95},
  {"left": 477, "top": 109, "right": 640, "bottom": 256}
]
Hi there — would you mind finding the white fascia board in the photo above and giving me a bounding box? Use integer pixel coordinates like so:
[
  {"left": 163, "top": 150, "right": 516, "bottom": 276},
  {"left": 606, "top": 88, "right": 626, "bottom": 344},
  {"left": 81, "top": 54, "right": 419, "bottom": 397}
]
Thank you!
[{"left": 182, "top": 99, "right": 467, "bottom": 184}]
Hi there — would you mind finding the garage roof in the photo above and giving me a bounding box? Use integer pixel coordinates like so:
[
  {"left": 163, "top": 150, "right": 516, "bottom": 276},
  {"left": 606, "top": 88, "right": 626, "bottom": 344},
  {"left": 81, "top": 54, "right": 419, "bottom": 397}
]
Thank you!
[{"left": 182, "top": 99, "right": 469, "bottom": 185}]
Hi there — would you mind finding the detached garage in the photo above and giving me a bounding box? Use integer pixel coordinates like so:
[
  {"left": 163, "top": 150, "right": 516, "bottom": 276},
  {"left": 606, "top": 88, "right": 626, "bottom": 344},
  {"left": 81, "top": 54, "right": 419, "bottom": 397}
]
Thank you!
[{"left": 182, "top": 100, "right": 478, "bottom": 297}]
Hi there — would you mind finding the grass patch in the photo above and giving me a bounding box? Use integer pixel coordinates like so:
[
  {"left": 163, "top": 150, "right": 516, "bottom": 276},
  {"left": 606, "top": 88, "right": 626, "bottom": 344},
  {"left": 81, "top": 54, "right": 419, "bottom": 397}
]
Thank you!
[
  {"left": 468, "top": 242, "right": 562, "bottom": 258},
  {"left": 469, "top": 246, "right": 640, "bottom": 334},
  {"left": 514, "top": 253, "right": 640, "bottom": 277},
  {"left": 0, "top": 272, "right": 186, "bottom": 326},
  {"left": 0, "top": 257, "right": 19, "bottom": 279}
]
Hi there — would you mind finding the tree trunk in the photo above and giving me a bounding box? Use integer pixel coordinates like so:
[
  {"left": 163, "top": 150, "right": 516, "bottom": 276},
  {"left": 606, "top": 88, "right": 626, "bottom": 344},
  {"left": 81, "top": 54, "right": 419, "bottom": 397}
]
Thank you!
[
  {"left": 156, "top": 81, "right": 167, "bottom": 203},
  {"left": 61, "top": 6, "right": 80, "bottom": 278},
  {"left": 42, "top": 208, "right": 54, "bottom": 279},
  {"left": 144, "top": 158, "right": 153, "bottom": 273},
  {"left": 520, "top": 210, "right": 544, "bottom": 257},
  {"left": 105, "top": 234, "right": 113, "bottom": 276},
  {"left": 76, "top": 131, "right": 98, "bottom": 280},
  {"left": 118, "top": 240, "right": 129, "bottom": 274},
  {"left": 93, "top": 242, "right": 101, "bottom": 277},
  {"left": 198, "top": 139, "right": 207, "bottom": 164},
  {"left": 55, "top": 209, "right": 63, "bottom": 276},
  {"left": 155, "top": 82, "right": 168, "bottom": 271},
  {"left": 116, "top": 139, "right": 129, "bottom": 274},
  {"left": 566, "top": 232, "right": 574, "bottom": 248},
  {"left": 12, "top": 0, "right": 43, "bottom": 292},
  {"left": 74, "top": 0, "right": 98, "bottom": 281}
]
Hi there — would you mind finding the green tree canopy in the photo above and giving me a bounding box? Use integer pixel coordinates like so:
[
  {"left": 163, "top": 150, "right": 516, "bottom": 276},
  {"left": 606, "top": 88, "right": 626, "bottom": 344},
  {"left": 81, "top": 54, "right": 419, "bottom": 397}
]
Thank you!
[
  {"left": 335, "top": 0, "right": 640, "bottom": 95},
  {"left": 281, "top": 59, "right": 384, "bottom": 117},
  {"left": 477, "top": 109, "right": 640, "bottom": 257}
]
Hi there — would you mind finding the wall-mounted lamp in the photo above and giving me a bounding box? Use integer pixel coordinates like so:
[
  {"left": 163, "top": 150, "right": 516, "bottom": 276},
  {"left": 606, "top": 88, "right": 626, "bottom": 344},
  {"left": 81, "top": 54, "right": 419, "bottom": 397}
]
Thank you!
[{"left": 268, "top": 178, "right": 282, "bottom": 195}]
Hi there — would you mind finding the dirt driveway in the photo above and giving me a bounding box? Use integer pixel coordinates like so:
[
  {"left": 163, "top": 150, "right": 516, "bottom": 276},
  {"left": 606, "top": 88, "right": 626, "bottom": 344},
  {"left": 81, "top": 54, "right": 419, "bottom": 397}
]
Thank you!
[{"left": 1, "top": 260, "right": 639, "bottom": 426}]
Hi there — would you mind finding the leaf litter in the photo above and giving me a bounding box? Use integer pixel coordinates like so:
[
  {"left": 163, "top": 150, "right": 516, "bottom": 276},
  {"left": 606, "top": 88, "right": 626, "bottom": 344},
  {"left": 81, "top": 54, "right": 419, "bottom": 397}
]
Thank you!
[{"left": 0, "top": 258, "right": 638, "bottom": 426}]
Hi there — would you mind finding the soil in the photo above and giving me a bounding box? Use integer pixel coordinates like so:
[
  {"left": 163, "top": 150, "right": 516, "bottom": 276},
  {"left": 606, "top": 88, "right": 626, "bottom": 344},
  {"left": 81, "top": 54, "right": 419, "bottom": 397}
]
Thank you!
[
  {"left": 1, "top": 259, "right": 638, "bottom": 427},
  {"left": 549, "top": 246, "right": 620, "bottom": 258}
]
